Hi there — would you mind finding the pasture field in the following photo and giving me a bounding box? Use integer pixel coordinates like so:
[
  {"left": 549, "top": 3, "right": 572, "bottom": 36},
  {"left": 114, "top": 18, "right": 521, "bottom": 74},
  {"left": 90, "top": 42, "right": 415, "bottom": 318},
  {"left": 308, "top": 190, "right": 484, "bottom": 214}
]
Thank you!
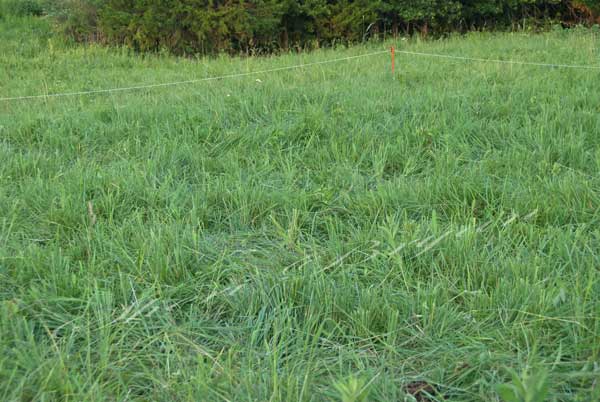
[{"left": 1, "top": 16, "right": 600, "bottom": 401}]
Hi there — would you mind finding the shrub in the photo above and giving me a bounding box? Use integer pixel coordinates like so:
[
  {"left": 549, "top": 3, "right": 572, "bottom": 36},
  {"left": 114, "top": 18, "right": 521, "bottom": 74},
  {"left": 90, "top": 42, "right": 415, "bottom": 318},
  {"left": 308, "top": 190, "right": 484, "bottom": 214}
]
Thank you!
[
  {"left": 43, "top": 0, "right": 102, "bottom": 42},
  {"left": 0, "top": 0, "right": 44, "bottom": 18},
  {"left": 39, "top": 1, "right": 600, "bottom": 55}
]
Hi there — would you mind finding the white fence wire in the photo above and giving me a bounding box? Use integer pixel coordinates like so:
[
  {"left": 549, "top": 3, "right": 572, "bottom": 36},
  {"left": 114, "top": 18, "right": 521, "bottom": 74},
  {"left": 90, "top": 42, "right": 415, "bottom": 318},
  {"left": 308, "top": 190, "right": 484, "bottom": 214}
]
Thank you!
[{"left": 1, "top": 48, "right": 599, "bottom": 102}]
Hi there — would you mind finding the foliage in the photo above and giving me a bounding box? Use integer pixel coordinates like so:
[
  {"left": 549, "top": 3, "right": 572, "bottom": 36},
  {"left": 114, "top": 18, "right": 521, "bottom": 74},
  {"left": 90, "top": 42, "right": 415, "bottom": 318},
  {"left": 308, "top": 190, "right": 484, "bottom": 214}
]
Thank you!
[
  {"left": 25, "top": 0, "right": 600, "bottom": 54},
  {"left": 0, "top": 0, "right": 43, "bottom": 18},
  {"left": 334, "top": 376, "right": 372, "bottom": 402},
  {"left": 42, "top": 0, "right": 104, "bottom": 41},
  {"left": 496, "top": 368, "right": 551, "bottom": 402},
  {"left": 573, "top": 0, "right": 600, "bottom": 20}
]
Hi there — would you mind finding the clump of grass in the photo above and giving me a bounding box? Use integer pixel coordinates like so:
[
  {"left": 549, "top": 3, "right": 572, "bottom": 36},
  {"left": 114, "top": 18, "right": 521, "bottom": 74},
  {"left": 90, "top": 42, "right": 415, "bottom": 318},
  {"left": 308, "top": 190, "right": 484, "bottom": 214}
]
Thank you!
[{"left": 1, "top": 15, "right": 599, "bottom": 402}]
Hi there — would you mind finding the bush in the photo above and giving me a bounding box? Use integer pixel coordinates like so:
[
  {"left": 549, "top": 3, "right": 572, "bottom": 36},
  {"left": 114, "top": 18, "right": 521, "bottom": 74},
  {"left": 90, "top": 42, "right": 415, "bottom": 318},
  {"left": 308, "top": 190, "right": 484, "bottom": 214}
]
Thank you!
[
  {"left": 0, "top": 0, "right": 44, "bottom": 18},
  {"left": 571, "top": 0, "right": 600, "bottom": 23},
  {"left": 37, "top": 0, "right": 600, "bottom": 54},
  {"left": 44, "top": 0, "right": 103, "bottom": 42}
]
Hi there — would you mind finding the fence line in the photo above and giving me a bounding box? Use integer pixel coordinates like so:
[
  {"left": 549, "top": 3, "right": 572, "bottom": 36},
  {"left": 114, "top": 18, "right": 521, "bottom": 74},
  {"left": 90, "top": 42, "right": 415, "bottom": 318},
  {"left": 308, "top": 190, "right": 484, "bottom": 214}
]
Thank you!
[
  {"left": 0, "top": 51, "right": 388, "bottom": 102},
  {"left": 396, "top": 49, "right": 600, "bottom": 70},
  {"left": 2, "top": 47, "right": 599, "bottom": 102}
]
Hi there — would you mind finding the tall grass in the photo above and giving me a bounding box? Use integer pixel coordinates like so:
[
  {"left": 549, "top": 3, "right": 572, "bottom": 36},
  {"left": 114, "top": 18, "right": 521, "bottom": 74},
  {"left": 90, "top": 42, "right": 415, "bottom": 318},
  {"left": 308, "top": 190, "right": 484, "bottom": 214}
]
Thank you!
[{"left": 1, "top": 16, "right": 600, "bottom": 401}]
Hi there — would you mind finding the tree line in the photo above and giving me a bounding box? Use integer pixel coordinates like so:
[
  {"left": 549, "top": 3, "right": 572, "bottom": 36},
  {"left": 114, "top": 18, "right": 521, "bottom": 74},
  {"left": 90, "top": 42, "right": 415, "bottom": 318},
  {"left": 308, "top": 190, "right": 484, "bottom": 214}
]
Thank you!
[{"left": 3, "top": 0, "right": 599, "bottom": 55}]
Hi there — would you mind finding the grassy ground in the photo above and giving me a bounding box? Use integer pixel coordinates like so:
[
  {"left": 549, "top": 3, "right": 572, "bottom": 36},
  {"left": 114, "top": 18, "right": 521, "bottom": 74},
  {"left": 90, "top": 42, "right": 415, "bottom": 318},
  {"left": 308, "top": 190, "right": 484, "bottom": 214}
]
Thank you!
[{"left": 1, "top": 16, "right": 600, "bottom": 402}]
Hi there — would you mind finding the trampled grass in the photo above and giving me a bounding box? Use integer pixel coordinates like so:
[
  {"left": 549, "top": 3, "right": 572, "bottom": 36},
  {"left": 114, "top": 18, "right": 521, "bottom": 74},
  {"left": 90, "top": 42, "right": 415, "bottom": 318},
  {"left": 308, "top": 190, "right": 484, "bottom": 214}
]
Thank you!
[{"left": 1, "top": 16, "right": 600, "bottom": 401}]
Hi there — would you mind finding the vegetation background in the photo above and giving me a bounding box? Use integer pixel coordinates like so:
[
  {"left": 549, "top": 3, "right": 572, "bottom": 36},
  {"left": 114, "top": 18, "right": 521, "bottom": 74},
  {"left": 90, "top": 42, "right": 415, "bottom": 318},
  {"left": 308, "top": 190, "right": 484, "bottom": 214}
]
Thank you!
[{"left": 1, "top": 0, "right": 600, "bottom": 54}]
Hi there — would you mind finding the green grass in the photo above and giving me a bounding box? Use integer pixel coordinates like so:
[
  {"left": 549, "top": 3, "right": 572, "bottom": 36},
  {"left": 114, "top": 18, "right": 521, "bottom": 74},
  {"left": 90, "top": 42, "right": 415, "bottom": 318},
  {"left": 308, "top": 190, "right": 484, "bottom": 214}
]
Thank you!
[{"left": 1, "top": 16, "right": 600, "bottom": 401}]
